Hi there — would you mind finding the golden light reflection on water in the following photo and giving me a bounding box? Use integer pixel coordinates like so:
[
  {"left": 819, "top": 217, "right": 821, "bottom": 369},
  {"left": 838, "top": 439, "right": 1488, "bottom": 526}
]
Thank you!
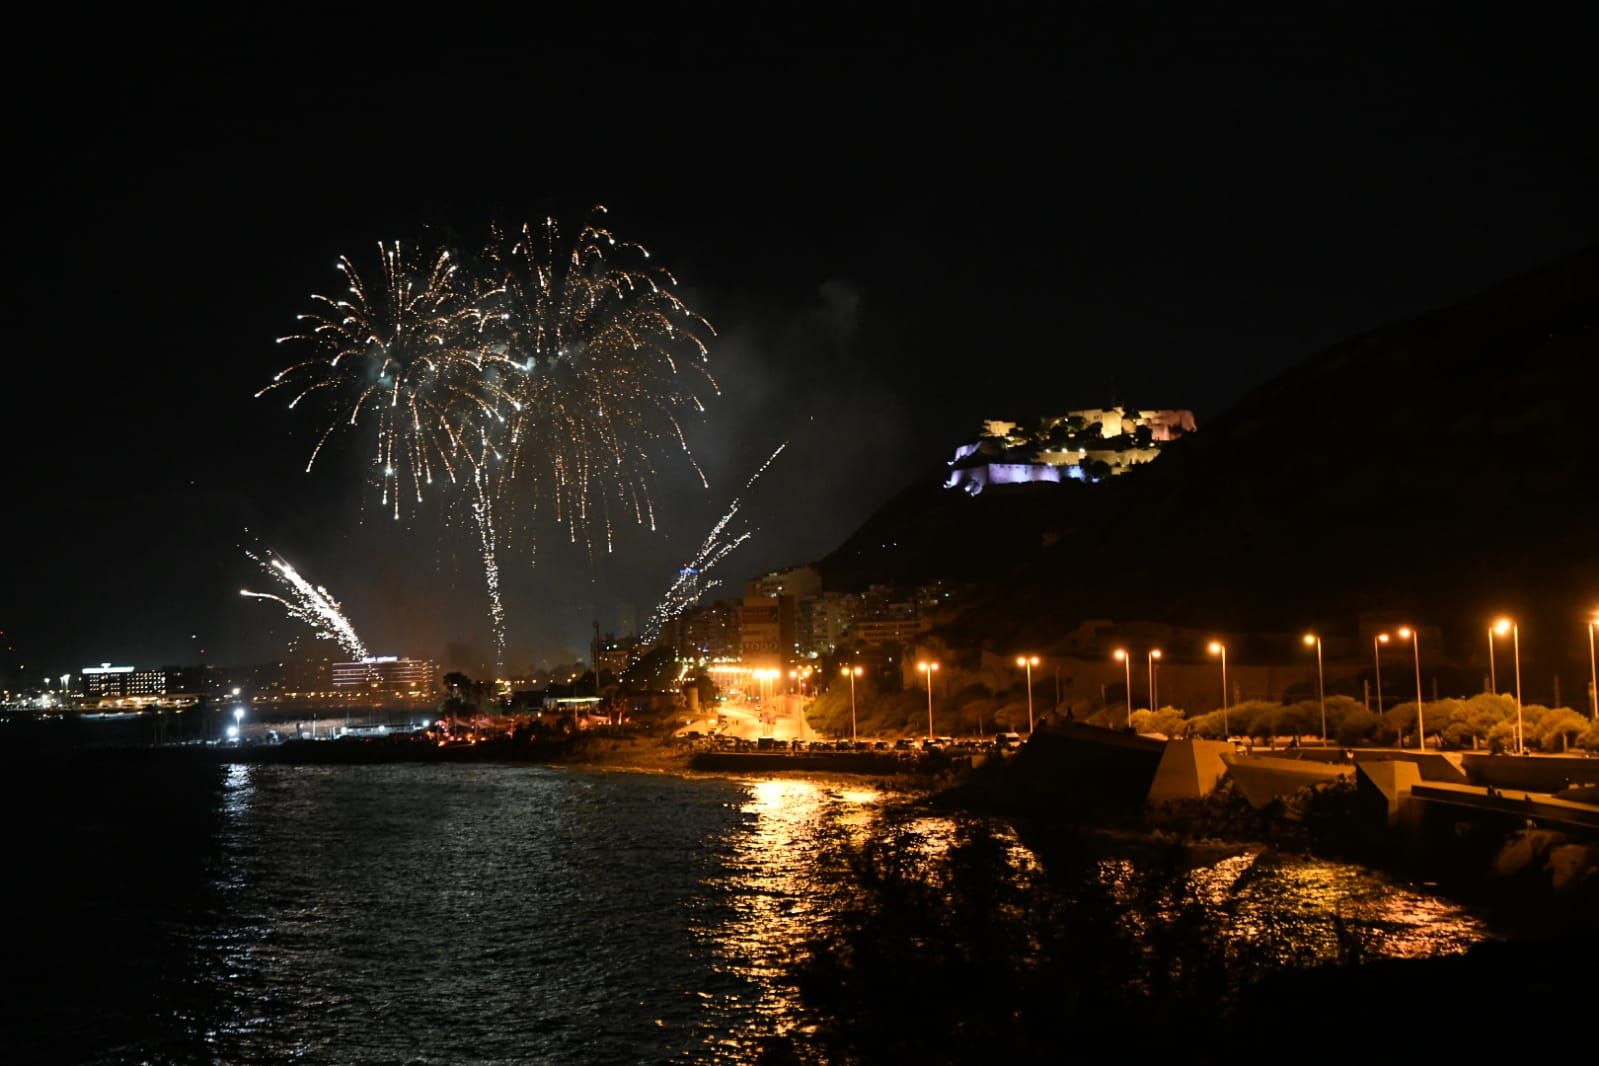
[
  {"left": 1102, "top": 847, "right": 1493, "bottom": 964},
  {"left": 688, "top": 776, "right": 1492, "bottom": 1061},
  {"left": 689, "top": 776, "right": 903, "bottom": 1061}
]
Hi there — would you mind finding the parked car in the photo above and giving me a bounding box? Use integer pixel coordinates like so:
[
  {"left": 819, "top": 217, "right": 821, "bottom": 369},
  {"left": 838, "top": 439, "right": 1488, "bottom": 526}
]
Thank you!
[{"left": 995, "top": 732, "right": 1023, "bottom": 751}]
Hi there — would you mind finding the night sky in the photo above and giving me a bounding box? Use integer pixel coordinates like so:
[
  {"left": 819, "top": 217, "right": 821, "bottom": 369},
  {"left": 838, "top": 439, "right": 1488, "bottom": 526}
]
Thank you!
[{"left": 6, "top": 10, "right": 1595, "bottom": 679}]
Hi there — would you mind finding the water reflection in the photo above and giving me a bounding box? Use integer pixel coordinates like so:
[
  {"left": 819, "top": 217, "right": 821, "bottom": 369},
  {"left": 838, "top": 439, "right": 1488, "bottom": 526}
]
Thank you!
[
  {"left": 2, "top": 764, "right": 1500, "bottom": 1064},
  {"left": 690, "top": 777, "right": 890, "bottom": 1059},
  {"left": 1183, "top": 850, "right": 1491, "bottom": 963}
]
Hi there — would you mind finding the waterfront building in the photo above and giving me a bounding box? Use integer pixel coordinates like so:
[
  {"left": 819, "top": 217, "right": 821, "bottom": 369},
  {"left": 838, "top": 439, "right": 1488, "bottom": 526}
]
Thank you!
[
  {"left": 79, "top": 663, "right": 204, "bottom": 703},
  {"left": 331, "top": 656, "right": 440, "bottom": 696}
]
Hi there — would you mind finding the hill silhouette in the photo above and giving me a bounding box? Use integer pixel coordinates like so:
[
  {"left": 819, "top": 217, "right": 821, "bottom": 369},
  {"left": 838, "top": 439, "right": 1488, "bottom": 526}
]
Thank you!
[{"left": 816, "top": 245, "right": 1598, "bottom": 664}]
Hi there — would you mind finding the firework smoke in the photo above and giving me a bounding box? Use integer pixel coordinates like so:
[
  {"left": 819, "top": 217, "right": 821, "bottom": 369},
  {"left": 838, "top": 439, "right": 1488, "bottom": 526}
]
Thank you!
[{"left": 240, "top": 543, "right": 368, "bottom": 659}]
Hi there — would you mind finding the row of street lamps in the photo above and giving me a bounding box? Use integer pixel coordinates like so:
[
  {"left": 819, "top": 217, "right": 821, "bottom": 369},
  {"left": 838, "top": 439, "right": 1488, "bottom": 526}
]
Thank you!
[{"left": 838, "top": 611, "right": 1596, "bottom": 751}]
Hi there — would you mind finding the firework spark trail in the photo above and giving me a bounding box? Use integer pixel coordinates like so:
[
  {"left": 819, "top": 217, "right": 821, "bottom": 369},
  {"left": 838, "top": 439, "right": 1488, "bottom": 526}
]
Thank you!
[
  {"left": 239, "top": 544, "right": 368, "bottom": 659},
  {"left": 643, "top": 441, "right": 787, "bottom": 643},
  {"left": 463, "top": 440, "right": 508, "bottom": 677}
]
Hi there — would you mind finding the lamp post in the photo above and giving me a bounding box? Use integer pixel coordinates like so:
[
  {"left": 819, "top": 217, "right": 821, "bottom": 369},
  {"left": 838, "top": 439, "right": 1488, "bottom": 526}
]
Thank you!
[
  {"left": 1147, "top": 649, "right": 1162, "bottom": 715},
  {"left": 841, "top": 665, "right": 863, "bottom": 745},
  {"left": 1207, "top": 641, "right": 1228, "bottom": 737},
  {"left": 1373, "top": 632, "right": 1390, "bottom": 717},
  {"left": 916, "top": 661, "right": 939, "bottom": 742},
  {"left": 1495, "top": 618, "right": 1522, "bottom": 754},
  {"left": 1397, "top": 627, "right": 1425, "bottom": 749},
  {"left": 1486, "top": 623, "right": 1499, "bottom": 695},
  {"left": 1587, "top": 612, "right": 1597, "bottom": 722},
  {"left": 1113, "top": 649, "right": 1132, "bottom": 726},
  {"left": 1303, "top": 633, "right": 1327, "bottom": 742},
  {"left": 1015, "top": 655, "right": 1040, "bottom": 734}
]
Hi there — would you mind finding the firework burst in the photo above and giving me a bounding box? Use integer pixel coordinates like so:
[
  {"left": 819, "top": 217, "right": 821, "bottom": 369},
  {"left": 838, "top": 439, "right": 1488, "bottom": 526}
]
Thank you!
[
  {"left": 239, "top": 543, "right": 368, "bottom": 659},
  {"left": 262, "top": 209, "right": 716, "bottom": 678},
  {"left": 258, "top": 241, "right": 518, "bottom": 520},
  {"left": 482, "top": 207, "right": 718, "bottom": 553}
]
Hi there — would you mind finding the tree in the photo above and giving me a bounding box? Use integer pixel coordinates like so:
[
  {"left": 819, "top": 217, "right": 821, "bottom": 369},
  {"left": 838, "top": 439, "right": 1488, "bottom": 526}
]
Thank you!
[
  {"left": 1533, "top": 707, "right": 1590, "bottom": 752},
  {"left": 621, "top": 646, "right": 679, "bottom": 691}
]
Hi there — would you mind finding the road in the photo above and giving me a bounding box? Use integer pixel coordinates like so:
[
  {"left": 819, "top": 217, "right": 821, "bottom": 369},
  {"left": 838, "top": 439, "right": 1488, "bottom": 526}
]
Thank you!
[{"left": 673, "top": 695, "right": 814, "bottom": 742}]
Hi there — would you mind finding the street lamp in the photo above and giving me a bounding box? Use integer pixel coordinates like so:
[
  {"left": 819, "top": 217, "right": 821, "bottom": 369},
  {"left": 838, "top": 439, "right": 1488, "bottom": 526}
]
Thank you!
[
  {"left": 229, "top": 705, "right": 245, "bottom": 742},
  {"left": 1373, "top": 633, "right": 1390, "bottom": 717},
  {"left": 1015, "top": 655, "right": 1040, "bottom": 734},
  {"left": 1397, "top": 627, "right": 1425, "bottom": 750},
  {"left": 1303, "top": 633, "right": 1327, "bottom": 742},
  {"left": 1486, "top": 622, "right": 1499, "bottom": 695},
  {"left": 916, "top": 661, "right": 939, "bottom": 742},
  {"left": 1147, "top": 649, "right": 1162, "bottom": 715},
  {"left": 1495, "top": 618, "right": 1523, "bottom": 754},
  {"left": 1587, "top": 611, "right": 1597, "bottom": 723},
  {"left": 1113, "top": 649, "right": 1132, "bottom": 725},
  {"left": 1207, "top": 641, "right": 1228, "bottom": 737},
  {"left": 841, "top": 665, "right": 863, "bottom": 745}
]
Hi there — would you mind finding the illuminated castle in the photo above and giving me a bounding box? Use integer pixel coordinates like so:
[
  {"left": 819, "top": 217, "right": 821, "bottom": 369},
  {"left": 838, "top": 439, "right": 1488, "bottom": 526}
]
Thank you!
[{"left": 945, "top": 408, "right": 1196, "bottom": 495}]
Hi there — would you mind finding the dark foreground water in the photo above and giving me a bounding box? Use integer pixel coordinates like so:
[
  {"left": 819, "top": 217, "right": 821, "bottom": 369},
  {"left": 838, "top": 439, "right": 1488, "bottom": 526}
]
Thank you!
[{"left": 3, "top": 762, "right": 1495, "bottom": 1064}]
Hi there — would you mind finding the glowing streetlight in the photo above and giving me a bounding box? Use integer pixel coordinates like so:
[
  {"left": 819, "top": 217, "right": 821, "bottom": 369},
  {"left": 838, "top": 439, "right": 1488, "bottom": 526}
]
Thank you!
[
  {"left": 1587, "top": 612, "right": 1597, "bottom": 723},
  {"left": 1303, "top": 633, "right": 1327, "bottom": 742},
  {"left": 1373, "top": 632, "right": 1390, "bottom": 717},
  {"left": 1486, "top": 622, "right": 1499, "bottom": 695},
  {"left": 1113, "top": 648, "right": 1132, "bottom": 725},
  {"left": 1397, "top": 627, "right": 1425, "bottom": 750},
  {"left": 1495, "top": 618, "right": 1523, "bottom": 754},
  {"left": 1015, "top": 655, "right": 1040, "bottom": 734},
  {"left": 1147, "top": 649, "right": 1162, "bottom": 715},
  {"left": 1207, "top": 641, "right": 1228, "bottom": 736},
  {"left": 841, "top": 665, "right": 863, "bottom": 745},
  {"left": 916, "top": 661, "right": 940, "bottom": 742}
]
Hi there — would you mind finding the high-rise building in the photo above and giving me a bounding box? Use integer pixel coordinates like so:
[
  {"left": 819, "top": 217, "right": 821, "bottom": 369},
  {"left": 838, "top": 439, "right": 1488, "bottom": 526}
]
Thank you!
[
  {"left": 738, "top": 595, "right": 797, "bottom": 667},
  {"left": 745, "top": 566, "right": 822, "bottom": 601},
  {"left": 79, "top": 663, "right": 204, "bottom": 701},
  {"left": 331, "top": 656, "right": 439, "bottom": 695}
]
